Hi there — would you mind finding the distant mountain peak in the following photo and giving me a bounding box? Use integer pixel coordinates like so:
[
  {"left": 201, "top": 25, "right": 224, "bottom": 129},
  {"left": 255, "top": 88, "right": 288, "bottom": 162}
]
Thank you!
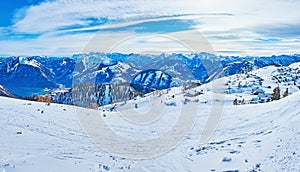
[{"left": 18, "top": 57, "right": 41, "bottom": 68}]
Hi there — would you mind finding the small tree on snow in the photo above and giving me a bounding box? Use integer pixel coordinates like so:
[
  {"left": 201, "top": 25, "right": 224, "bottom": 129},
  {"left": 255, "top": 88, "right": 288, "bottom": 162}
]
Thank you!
[
  {"left": 283, "top": 88, "right": 289, "bottom": 98},
  {"left": 233, "top": 98, "right": 238, "bottom": 105},
  {"left": 272, "top": 87, "right": 280, "bottom": 101}
]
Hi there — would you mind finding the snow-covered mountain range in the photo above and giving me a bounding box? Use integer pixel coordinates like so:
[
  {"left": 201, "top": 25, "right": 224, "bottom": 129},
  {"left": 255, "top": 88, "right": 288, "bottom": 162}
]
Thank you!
[
  {"left": 1, "top": 53, "right": 300, "bottom": 99},
  {"left": 0, "top": 56, "right": 74, "bottom": 97}
]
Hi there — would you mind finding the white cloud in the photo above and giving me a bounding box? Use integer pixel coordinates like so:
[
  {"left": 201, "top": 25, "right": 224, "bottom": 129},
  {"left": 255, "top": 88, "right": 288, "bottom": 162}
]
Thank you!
[
  {"left": 0, "top": 32, "right": 93, "bottom": 56},
  {"left": 12, "top": 0, "right": 185, "bottom": 34},
  {"left": 1, "top": 0, "right": 300, "bottom": 56},
  {"left": 83, "top": 29, "right": 215, "bottom": 54}
]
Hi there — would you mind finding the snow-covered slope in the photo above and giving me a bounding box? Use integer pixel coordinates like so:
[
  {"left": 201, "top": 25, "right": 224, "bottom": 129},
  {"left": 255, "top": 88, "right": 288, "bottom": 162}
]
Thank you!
[
  {"left": 131, "top": 69, "right": 175, "bottom": 93},
  {"left": 214, "top": 64, "right": 300, "bottom": 104},
  {"left": 289, "top": 62, "right": 300, "bottom": 69},
  {"left": 0, "top": 83, "right": 299, "bottom": 171}
]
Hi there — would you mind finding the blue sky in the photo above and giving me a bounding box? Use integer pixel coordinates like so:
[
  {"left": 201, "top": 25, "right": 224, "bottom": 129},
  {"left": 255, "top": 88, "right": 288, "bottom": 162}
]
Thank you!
[
  {"left": 0, "top": 0, "right": 42, "bottom": 26},
  {"left": 0, "top": 0, "right": 300, "bottom": 56}
]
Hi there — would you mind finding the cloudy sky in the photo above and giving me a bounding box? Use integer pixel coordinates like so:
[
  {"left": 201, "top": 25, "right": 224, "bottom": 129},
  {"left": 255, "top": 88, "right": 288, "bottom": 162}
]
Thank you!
[{"left": 0, "top": 0, "right": 300, "bottom": 56}]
